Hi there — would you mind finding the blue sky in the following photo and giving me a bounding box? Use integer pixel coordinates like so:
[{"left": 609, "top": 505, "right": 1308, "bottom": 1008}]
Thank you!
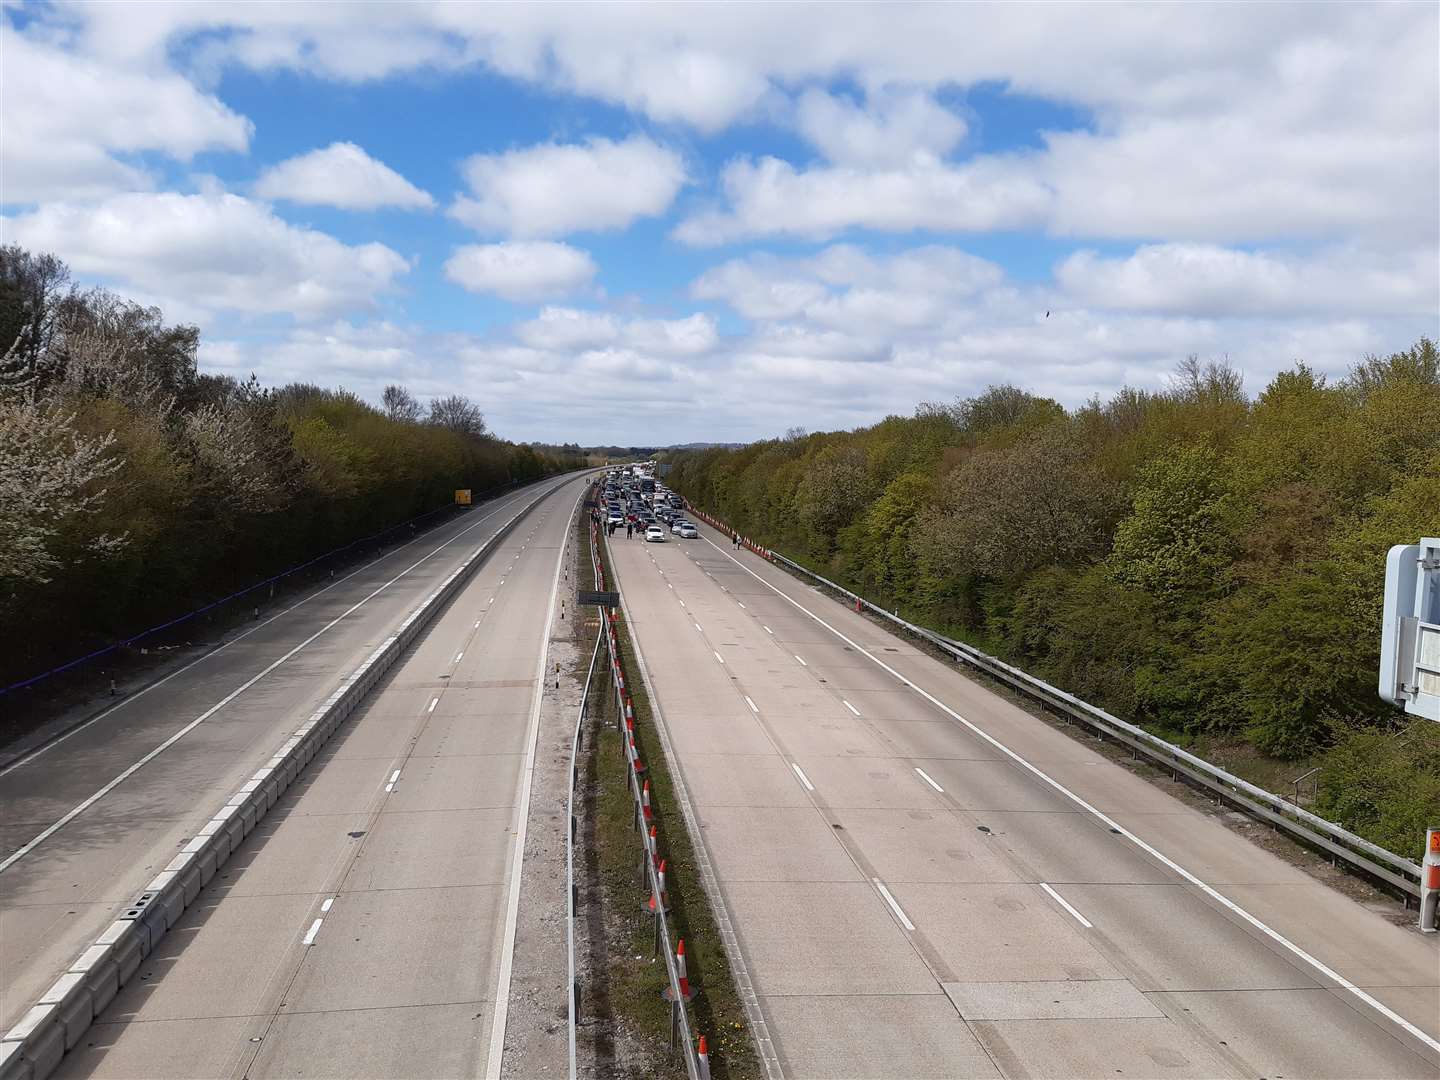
[{"left": 3, "top": 2, "right": 1436, "bottom": 443}]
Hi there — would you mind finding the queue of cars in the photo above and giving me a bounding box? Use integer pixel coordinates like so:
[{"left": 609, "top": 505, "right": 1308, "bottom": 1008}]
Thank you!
[{"left": 602, "top": 468, "right": 696, "bottom": 543}]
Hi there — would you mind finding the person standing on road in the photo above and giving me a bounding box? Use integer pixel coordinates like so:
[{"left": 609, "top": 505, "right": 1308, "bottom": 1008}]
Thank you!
[
  {"left": 626, "top": 521, "right": 634, "bottom": 539},
  {"left": 732, "top": 531, "right": 740, "bottom": 548}
]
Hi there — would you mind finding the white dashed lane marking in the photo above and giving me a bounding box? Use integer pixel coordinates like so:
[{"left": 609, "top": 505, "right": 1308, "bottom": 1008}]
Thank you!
[
  {"left": 790, "top": 763, "right": 815, "bottom": 791},
  {"left": 915, "top": 767, "right": 944, "bottom": 793},
  {"left": 873, "top": 878, "right": 915, "bottom": 931},
  {"left": 842, "top": 699, "right": 860, "bottom": 716},
  {"left": 1041, "top": 883, "right": 1092, "bottom": 928}
]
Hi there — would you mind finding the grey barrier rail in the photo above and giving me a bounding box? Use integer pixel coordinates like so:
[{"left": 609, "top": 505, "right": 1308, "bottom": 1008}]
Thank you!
[
  {"left": 688, "top": 509, "right": 1424, "bottom": 902},
  {"left": 588, "top": 512, "right": 707, "bottom": 1080},
  {"left": 566, "top": 627, "right": 603, "bottom": 1079},
  {"left": 0, "top": 476, "right": 576, "bottom": 1080}
]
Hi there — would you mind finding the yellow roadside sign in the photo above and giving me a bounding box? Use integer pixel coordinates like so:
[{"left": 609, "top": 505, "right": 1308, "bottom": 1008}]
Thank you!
[{"left": 455, "top": 489, "right": 472, "bottom": 505}]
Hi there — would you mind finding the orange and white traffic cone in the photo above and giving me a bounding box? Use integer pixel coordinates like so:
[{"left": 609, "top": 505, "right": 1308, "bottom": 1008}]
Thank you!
[
  {"left": 645, "top": 857, "right": 669, "bottom": 915},
  {"left": 662, "top": 938, "right": 698, "bottom": 1002},
  {"left": 696, "top": 1035, "right": 711, "bottom": 1080},
  {"left": 641, "top": 780, "right": 654, "bottom": 823}
]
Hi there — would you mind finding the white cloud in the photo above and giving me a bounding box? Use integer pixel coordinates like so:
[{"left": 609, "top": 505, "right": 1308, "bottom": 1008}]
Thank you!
[
  {"left": 674, "top": 155, "right": 1050, "bottom": 245},
  {"left": 1, "top": 28, "right": 252, "bottom": 204},
  {"left": 1057, "top": 244, "right": 1440, "bottom": 318},
  {"left": 444, "top": 242, "right": 597, "bottom": 301},
  {"left": 4, "top": 191, "right": 408, "bottom": 321},
  {"left": 254, "top": 142, "right": 434, "bottom": 210},
  {"left": 693, "top": 244, "right": 1004, "bottom": 327},
  {"left": 451, "top": 136, "right": 686, "bottom": 237},
  {"left": 515, "top": 306, "right": 718, "bottom": 356},
  {"left": 795, "top": 87, "right": 967, "bottom": 167}
]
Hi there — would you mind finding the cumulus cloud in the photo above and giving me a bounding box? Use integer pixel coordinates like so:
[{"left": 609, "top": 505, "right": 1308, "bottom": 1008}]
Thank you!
[
  {"left": 1057, "top": 244, "right": 1440, "bottom": 318},
  {"left": 515, "top": 306, "right": 718, "bottom": 356},
  {"left": 443, "top": 242, "right": 597, "bottom": 301},
  {"left": 795, "top": 87, "right": 967, "bottom": 167},
  {"left": 254, "top": 142, "right": 434, "bottom": 210},
  {"left": 450, "top": 136, "right": 686, "bottom": 237},
  {"left": 674, "top": 155, "right": 1050, "bottom": 244},
  {"left": 693, "top": 244, "right": 1005, "bottom": 327},
  {"left": 4, "top": 191, "right": 408, "bottom": 320},
  {"left": 1, "top": 29, "right": 252, "bottom": 204}
]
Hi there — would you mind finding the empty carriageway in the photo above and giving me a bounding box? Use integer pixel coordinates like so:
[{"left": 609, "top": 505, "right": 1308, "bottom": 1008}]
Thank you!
[
  {"left": 10, "top": 473, "right": 588, "bottom": 1079},
  {"left": 605, "top": 521, "right": 1440, "bottom": 1080},
  {"left": 0, "top": 475, "right": 577, "bottom": 1038}
]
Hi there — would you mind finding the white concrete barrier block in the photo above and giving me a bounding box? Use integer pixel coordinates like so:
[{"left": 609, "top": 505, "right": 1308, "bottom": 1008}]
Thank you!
[
  {"left": 37, "top": 975, "right": 91, "bottom": 1053},
  {"left": 1, "top": 1040, "right": 35, "bottom": 1080},
  {"left": 5, "top": 1007, "right": 62, "bottom": 1080},
  {"left": 68, "top": 946, "right": 120, "bottom": 1016}
]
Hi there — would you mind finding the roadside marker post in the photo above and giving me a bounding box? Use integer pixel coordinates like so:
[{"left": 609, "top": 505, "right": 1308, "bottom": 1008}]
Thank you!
[{"left": 1422, "top": 828, "right": 1440, "bottom": 933}]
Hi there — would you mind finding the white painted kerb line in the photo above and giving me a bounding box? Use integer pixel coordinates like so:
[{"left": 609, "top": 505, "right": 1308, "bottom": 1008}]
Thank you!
[
  {"left": 1040, "top": 883, "right": 1092, "bottom": 928},
  {"left": 486, "top": 486, "right": 578, "bottom": 1079},
  {"left": 915, "top": 767, "right": 944, "bottom": 793},
  {"left": 704, "top": 532, "right": 1440, "bottom": 1057},
  {"left": 873, "top": 878, "right": 915, "bottom": 931},
  {"left": 744, "top": 696, "right": 759, "bottom": 714},
  {"left": 790, "top": 763, "right": 815, "bottom": 791}
]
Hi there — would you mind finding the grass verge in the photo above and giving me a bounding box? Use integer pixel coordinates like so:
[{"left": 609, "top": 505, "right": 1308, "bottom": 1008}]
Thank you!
[{"left": 580, "top": 510, "right": 761, "bottom": 1080}]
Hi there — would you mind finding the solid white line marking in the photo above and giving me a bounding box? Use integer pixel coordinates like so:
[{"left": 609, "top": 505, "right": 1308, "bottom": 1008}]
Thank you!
[
  {"left": 1041, "top": 883, "right": 1092, "bottom": 928},
  {"left": 487, "top": 486, "right": 578, "bottom": 1079},
  {"left": 790, "top": 763, "right": 815, "bottom": 791},
  {"left": 842, "top": 699, "right": 860, "bottom": 716},
  {"left": 915, "top": 767, "right": 944, "bottom": 793},
  {"left": 873, "top": 878, "right": 915, "bottom": 931},
  {"left": 428, "top": 697, "right": 439, "bottom": 713},
  {"left": 744, "top": 696, "right": 759, "bottom": 713},
  {"left": 320, "top": 897, "right": 334, "bottom": 913},
  {"left": 713, "top": 651, "right": 725, "bottom": 664},
  {"left": 703, "top": 534, "right": 1440, "bottom": 1056},
  {"left": 794, "top": 655, "right": 807, "bottom": 666},
  {"left": 302, "top": 918, "right": 324, "bottom": 946}
]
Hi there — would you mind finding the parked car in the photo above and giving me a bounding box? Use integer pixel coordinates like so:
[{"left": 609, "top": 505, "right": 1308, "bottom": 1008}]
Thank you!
[
  {"left": 644, "top": 524, "right": 666, "bottom": 542},
  {"left": 672, "top": 521, "right": 697, "bottom": 538}
]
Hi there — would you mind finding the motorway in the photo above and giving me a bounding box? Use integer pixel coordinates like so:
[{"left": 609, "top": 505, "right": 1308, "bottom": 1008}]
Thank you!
[
  {"left": 606, "top": 520, "right": 1440, "bottom": 1079},
  {"left": 1, "top": 472, "right": 589, "bottom": 1077}
]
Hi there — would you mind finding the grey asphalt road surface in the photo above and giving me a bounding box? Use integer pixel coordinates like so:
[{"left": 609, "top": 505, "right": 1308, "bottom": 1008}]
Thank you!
[
  {"left": 0, "top": 473, "right": 585, "bottom": 1053},
  {"left": 606, "top": 520, "right": 1440, "bottom": 1080},
  {"left": 41, "top": 472, "right": 587, "bottom": 1079}
]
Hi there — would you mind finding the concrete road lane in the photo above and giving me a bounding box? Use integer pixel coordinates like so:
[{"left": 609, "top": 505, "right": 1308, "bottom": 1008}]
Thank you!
[
  {"left": 0, "top": 473, "right": 582, "bottom": 1035},
  {"left": 51, "top": 475, "right": 584, "bottom": 1080},
  {"left": 606, "top": 522, "right": 1440, "bottom": 1079}
]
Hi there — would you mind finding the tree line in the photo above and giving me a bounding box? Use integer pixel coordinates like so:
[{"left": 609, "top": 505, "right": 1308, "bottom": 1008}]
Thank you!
[
  {"left": 0, "top": 245, "right": 581, "bottom": 687},
  {"left": 668, "top": 345, "right": 1440, "bottom": 855}
]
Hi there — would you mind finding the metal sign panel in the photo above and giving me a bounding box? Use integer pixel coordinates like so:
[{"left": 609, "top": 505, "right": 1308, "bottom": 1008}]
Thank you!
[
  {"left": 1381, "top": 538, "right": 1440, "bottom": 721},
  {"left": 455, "top": 489, "right": 472, "bottom": 506},
  {"left": 577, "top": 590, "right": 620, "bottom": 607}
]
